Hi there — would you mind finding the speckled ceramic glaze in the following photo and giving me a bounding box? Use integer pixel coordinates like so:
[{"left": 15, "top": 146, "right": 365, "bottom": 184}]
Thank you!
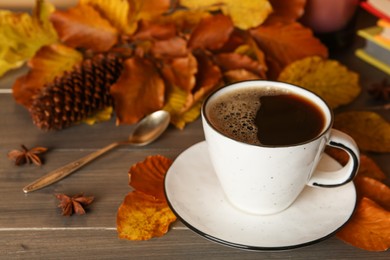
[
  {"left": 201, "top": 80, "right": 360, "bottom": 215},
  {"left": 164, "top": 141, "right": 357, "bottom": 250}
]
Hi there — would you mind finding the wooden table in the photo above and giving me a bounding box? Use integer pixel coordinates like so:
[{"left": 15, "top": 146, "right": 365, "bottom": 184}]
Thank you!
[{"left": 0, "top": 10, "right": 388, "bottom": 259}]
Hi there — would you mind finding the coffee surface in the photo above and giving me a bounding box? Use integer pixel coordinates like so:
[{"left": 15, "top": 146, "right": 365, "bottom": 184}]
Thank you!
[{"left": 206, "top": 87, "right": 325, "bottom": 146}]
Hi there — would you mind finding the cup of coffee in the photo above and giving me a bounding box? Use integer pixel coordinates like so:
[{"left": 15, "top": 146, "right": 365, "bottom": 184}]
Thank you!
[{"left": 201, "top": 80, "right": 359, "bottom": 215}]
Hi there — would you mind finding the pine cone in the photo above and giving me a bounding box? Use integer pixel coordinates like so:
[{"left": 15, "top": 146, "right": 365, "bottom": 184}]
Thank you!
[{"left": 29, "top": 54, "right": 123, "bottom": 130}]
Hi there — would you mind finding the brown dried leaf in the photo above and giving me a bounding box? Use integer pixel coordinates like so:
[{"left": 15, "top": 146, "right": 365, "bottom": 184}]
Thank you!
[
  {"left": 50, "top": 4, "right": 118, "bottom": 52},
  {"left": 110, "top": 57, "right": 165, "bottom": 125},
  {"left": 266, "top": 0, "right": 306, "bottom": 24},
  {"left": 163, "top": 51, "right": 222, "bottom": 129},
  {"left": 12, "top": 44, "right": 83, "bottom": 108},
  {"left": 337, "top": 197, "right": 390, "bottom": 251},
  {"left": 117, "top": 191, "right": 177, "bottom": 240},
  {"left": 152, "top": 37, "right": 189, "bottom": 59},
  {"left": 132, "top": 20, "right": 177, "bottom": 41},
  {"left": 161, "top": 53, "right": 198, "bottom": 92},
  {"left": 214, "top": 52, "right": 265, "bottom": 76},
  {"left": 358, "top": 155, "right": 387, "bottom": 181},
  {"left": 250, "top": 23, "right": 328, "bottom": 79},
  {"left": 354, "top": 176, "right": 390, "bottom": 211},
  {"left": 278, "top": 56, "right": 361, "bottom": 109},
  {"left": 188, "top": 14, "right": 234, "bottom": 51},
  {"left": 334, "top": 111, "right": 390, "bottom": 153},
  {"left": 129, "top": 155, "right": 173, "bottom": 201}
]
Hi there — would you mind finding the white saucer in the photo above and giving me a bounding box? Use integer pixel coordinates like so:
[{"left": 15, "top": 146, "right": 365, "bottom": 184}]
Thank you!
[{"left": 164, "top": 141, "right": 357, "bottom": 250}]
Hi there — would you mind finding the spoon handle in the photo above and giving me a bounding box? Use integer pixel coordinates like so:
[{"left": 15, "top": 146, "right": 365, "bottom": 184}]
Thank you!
[{"left": 23, "top": 142, "right": 121, "bottom": 193}]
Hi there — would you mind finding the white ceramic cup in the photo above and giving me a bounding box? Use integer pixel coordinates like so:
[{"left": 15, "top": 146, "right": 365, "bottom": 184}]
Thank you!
[{"left": 201, "top": 80, "right": 360, "bottom": 215}]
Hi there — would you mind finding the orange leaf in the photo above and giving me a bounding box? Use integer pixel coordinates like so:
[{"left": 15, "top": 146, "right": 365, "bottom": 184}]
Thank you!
[
  {"left": 50, "top": 4, "right": 118, "bottom": 52},
  {"left": 354, "top": 177, "right": 390, "bottom": 211},
  {"left": 117, "top": 191, "right": 177, "bottom": 240},
  {"left": 110, "top": 57, "right": 165, "bottom": 125},
  {"left": 188, "top": 14, "right": 234, "bottom": 51},
  {"left": 132, "top": 20, "right": 177, "bottom": 41},
  {"left": 214, "top": 52, "right": 265, "bottom": 76},
  {"left": 129, "top": 155, "right": 173, "bottom": 201},
  {"left": 12, "top": 44, "right": 83, "bottom": 108},
  {"left": 163, "top": 52, "right": 221, "bottom": 129},
  {"left": 266, "top": 0, "right": 307, "bottom": 24},
  {"left": 337, "top": 197, "right": 390, "bottom": 251},
  {"left": 193, "top": 51, "right": 223, "bottom": 95},
  {"left": 161, "top": 53, "right": 198, "bottom": 92},
  {"left": 358, "top": 155, "right": 387, "bottom": 181},
  {"left": 151, "top": 37, "right": 189, "bottom": 59},
  {"left": 250, "top": 22, "right": 328, "bottom": 79}
]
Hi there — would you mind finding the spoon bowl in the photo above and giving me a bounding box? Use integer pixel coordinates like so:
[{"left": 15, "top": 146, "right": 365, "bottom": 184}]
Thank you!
[
  {"left": 23, "top": 110, "right": 171, "bottom": 193},
  {"left": 129, "top": 110, "right": 170, "bottom": 146}
]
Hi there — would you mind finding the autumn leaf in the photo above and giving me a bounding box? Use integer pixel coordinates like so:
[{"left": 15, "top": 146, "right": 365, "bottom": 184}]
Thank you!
[
  {"left": 161, "top": 53, "right": 198, "bottom": 92},
  {"left": 81, "top": 0, "right": 171, "bottom": 35},
  {"left": 163, "top": 51, "right": 222, "bottom": 129},
  {"left": 154, "top": 9, "right": 211, "bottom": 34},
  {"left": 334, "top": 111, "right": 390, "bottom": 153},
  {"left": 151, "top": 37, "right": 189, "bottom": 59},
  {"left": 117, "top": 191, "right": 177, "bottom": 240},
  {"left": 278, "top": 56, "right": 361, "bottom": 109},
  {"left": 50, "top": 4, "right": 118, "bottom": 52},
  {"left": 110, "top": 57, "right": 165, "bottom": 125},
  {"left": 129, "top": 155, "right": 173, "bottom": 201},
  {"left": 117, "top": 155, "right": 176, "bottom": 240},
  {"left": 354, "top": 176, "right": 390, "bottom": 211},
  {"left": 0, "top": 0, "right": 58, "bottom": 76},
  {"left": 80, "top": 0, "right": 135, "bottom": 35},
  {"left": 164, "top": 86, "right": 202, "bottom": 129},
  {"left": 214, "top": 52, "right": 265, "bottom": 77},
  {"left": 180, "top": 0, "right": 273, "bottom": 30},
  {"left": 251, "top": 23, "right": 328, "bottom": 79},
  {"left": 337, "top": 197, "right": 390, "bottom": 251},
  {"left": 188, "top": 14, "right": 234, "bottom": 51},
  {"left": 12, "top": 44, "right": 83, "bottom": 108},
  {"left": 265, "top": 0, "right": 306, "bottom": 24}
]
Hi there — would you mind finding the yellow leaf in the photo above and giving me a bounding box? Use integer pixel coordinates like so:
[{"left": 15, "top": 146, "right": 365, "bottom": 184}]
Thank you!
[
  {"left": 83, "top": 107, "right": 113, "bottom": 125},
  {"left": 334, "top": 111, "right": 390, "bottom": 153},
  {"left": 117, "top": 191, "right": 177, "bottom": 240},
  {"left": 180, "top": 0, "right": 273, "bottom": 29},
  {"left": 163, "top": 85, "right": 202, "bottom": 129},
  {"left": 117, "top": 155, "right": 176, "bottom": 240},
  {"left": 278, "top": 56, "right": 360, "bottom": 109},
  {"left": 0, "top": 0, "right": 58, "bottom": 76},
  {"left": 80, "top": 0, "right": 134, "bottom": 35}
]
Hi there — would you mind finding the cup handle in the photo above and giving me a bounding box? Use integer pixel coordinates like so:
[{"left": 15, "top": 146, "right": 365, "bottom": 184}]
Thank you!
[{"left": 308, "top": 129, "right": 360, "bottom": 187}]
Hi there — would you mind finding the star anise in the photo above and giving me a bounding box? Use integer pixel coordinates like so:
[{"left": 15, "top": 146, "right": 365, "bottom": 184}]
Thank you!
[
  {"left": 7, "top": 145, "right": 48, "bottom": 166},
  {"left": 368, "top": 78, "right": 390, "bottom": 101},
  {"left": 56, "top": 193, "right": 95, "bottom": 216}
]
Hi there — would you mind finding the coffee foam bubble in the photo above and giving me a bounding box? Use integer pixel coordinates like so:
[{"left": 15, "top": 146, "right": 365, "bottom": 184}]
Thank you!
[{"left": 207, "top": 87, "right": 286, "bottom": 145}]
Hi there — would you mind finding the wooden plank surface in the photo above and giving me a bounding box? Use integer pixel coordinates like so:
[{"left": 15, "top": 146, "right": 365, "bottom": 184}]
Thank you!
[{"left": 0, "top": 9, "right": 389, "bottom": 260}]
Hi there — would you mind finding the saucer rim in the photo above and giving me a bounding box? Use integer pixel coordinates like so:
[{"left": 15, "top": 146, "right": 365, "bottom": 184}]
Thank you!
[{"left": 164, "top": 141, "right": 357, "bottom": 251}]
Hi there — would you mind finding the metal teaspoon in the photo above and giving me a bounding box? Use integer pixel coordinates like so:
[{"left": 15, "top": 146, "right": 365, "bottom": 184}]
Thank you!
[{"left": 23, "top": 110, "right": 171, "bottom": 193}]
